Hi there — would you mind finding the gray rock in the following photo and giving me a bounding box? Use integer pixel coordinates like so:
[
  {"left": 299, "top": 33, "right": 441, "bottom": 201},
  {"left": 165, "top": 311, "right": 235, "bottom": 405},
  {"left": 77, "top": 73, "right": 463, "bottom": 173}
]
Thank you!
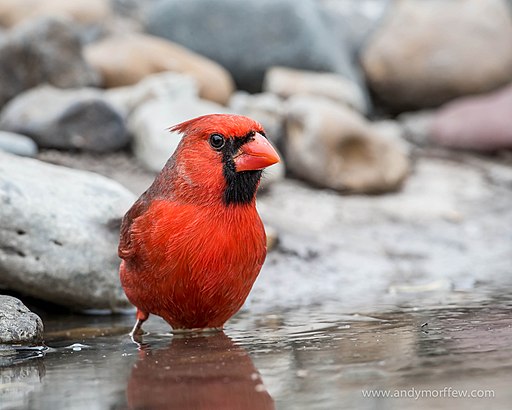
[
  {"left": 0, "top": 152, "right": 135, "bottom": 311},
  {"left": 0, "top": 85, "right": 128, "bottom": 152},
  {"left": 0, "top": 131, "right": 38, "bottom": 157},
  {"left": 146, "top": 0, "right": 358, "bottom": 92},
  {"left": 0, "top": 16, "right": 99, "bottom": 108},
  {"left": 284, "top": 95, "right": 410, "bottom": 193},
  {"left": 361, "top": 0, "right": 512, "bottom": 112},
  {"left": 263, "top": 66, "right": 367, "bottom": 114},
  {"left": 0, "top": 295, "right": 43, "bottom": 344},
  {"left": 128, "top": 97, "right": 229, "bottom": 173}
]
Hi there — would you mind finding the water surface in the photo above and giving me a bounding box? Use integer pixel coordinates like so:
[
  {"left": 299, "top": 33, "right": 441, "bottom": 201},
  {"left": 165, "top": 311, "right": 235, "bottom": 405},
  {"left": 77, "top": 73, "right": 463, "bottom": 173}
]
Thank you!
[{"left": 2, "top": 292, "right": 511, "bottom": 410}]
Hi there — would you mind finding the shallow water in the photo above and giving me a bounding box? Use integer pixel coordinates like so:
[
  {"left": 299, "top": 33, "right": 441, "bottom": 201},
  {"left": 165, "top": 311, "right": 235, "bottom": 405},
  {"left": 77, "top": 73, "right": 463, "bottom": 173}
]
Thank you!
[{"left": 2, "top": 290, "right": 512, "bottom": 410}]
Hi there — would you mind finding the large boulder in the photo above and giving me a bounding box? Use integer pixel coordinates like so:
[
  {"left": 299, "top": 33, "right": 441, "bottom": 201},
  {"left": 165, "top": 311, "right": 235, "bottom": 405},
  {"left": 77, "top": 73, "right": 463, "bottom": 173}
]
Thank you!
[
  {"left": 0, "top": 85, "right": 128, "bottom": 152},
  {"left": 361, "top": 0, "right": 512, "bottom": 112},
  {"left": 85, "top": 33, "right": 235, "bottom": 105},
  {"left": 430, "top": 84, "right": 512, "bottom": 151},
  {"left": 0, "top": 152, "right": 135, "bottom": 311},
  {"left": 284, "top": 95, "right": 410, "bottom": 193},
  {"left": 146, "top": 0, "right": 358, "bottom": 92},
  {"left": 0, "top": 17, "right": 99, "bottom": 108},
  {"left": 0, "top": 295, "right": 43, "bottom": 345}
]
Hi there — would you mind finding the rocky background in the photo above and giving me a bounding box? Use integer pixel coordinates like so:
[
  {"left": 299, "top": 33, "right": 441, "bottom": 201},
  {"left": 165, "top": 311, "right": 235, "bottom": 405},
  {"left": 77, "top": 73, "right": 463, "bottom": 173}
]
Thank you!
[{"left": 0, "top": 0, "right": 512, "bottom": 344}]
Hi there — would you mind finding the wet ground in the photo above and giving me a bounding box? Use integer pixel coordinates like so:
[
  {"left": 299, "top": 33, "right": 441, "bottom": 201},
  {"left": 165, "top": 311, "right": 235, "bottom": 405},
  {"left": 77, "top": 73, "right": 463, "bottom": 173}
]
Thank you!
[{"left": 1, "top": 286, "right": 511, "bottom": 410}]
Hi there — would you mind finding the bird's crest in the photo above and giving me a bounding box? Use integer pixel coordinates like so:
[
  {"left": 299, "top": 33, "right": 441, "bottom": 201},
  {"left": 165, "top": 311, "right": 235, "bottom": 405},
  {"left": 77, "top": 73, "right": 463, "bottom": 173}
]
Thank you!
[{"left": 169, "top": 114, "right": 264, "bottom": 139}]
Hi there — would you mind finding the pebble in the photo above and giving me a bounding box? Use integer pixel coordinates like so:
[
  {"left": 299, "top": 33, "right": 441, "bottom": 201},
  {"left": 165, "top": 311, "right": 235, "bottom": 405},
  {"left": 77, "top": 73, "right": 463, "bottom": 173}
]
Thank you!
[
  {"left": 0, "top": 131, "right": 38, "bottom": 157},
  {"left": 0, "top": 295, "right": 43, "bottom": 345}
]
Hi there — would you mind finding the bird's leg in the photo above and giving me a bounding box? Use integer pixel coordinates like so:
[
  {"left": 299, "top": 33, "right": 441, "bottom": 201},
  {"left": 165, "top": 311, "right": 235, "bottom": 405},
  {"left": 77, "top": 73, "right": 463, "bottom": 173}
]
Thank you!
[{"left": 129, "top": 309, "right": 149, "bottom": 343}]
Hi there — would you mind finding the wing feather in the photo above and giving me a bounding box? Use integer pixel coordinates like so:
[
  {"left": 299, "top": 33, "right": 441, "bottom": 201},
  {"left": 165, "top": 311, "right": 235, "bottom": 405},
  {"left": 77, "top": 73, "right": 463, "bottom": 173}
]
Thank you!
[{"left": 118, "top": 197, "right": 149, "bottom": 260}]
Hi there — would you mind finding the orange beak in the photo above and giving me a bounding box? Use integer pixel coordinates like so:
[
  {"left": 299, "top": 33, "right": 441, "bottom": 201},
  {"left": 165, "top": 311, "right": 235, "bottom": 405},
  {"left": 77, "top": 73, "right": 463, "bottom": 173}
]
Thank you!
[{"left": 234, "top": 132, "right": 280, "bottom": 172}]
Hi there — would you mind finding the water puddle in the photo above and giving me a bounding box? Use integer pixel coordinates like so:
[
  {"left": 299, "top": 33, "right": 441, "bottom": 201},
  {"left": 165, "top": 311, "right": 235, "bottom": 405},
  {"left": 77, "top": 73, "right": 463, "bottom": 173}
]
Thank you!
[{"left": 1, "top": 295, "right": 512, "bottom": 409}]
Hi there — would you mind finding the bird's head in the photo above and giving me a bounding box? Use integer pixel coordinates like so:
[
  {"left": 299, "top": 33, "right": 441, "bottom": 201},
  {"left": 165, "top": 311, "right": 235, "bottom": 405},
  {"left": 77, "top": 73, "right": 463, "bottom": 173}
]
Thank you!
[{"left": 168, "top": 114, "right": 280, "bottom": 206}]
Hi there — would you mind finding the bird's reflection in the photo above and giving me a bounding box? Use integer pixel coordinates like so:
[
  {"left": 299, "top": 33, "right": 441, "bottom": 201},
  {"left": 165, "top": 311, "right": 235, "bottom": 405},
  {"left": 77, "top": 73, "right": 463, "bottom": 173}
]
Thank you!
[{"left": 126, "top": 332, "right": 275, "bottom": 410}]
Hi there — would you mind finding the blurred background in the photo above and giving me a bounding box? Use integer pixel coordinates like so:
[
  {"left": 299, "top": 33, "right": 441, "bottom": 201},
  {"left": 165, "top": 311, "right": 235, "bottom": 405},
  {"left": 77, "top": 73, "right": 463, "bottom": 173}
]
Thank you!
[{"left": 0, "top": 1, "right": 511, "bottom": 409}]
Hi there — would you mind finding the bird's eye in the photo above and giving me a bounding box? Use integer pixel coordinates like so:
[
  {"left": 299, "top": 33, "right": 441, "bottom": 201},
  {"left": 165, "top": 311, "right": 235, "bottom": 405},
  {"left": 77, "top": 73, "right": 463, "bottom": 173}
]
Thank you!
[{"left": 209, "top": 134, "right": 225, "bottom": 150}]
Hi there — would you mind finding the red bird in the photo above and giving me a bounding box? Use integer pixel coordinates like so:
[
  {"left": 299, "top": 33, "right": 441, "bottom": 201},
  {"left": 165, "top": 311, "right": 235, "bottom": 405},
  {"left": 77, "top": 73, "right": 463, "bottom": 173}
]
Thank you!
[{"left": 118, "top": 114, "right": 280, "bottom": 336}]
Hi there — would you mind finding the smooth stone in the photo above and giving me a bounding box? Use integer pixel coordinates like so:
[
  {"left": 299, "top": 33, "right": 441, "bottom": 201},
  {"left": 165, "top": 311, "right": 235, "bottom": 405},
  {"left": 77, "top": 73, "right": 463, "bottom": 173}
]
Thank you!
[
  {"left": 0, "top": 85, "right": 128, "bottom": 152},
  {"left": 0, "top": 131, "right": 38, "bottom": 157},
  {"left": 284, "top": 95, "right": 410, "bottom": 193},
  {"left": 430, "top": 84, "right": 512, "bottom": 151},
  {"left": 361, "top": 0, "right": 512, "bottom": 112},
  {"left": 85, "top": 33, "right": 235, "bottom": 105},
  {"left": 0, "top": 295, "right": 43, "bottom": 345},
  {"left": 264, "top": 66, "right": 367, "bottom": 114},
  {"left": 0, "top": 16, "right": 99, "bottom": 107},
  {"left": 0, "top": 151, "right": 135, "bottom": 311}
]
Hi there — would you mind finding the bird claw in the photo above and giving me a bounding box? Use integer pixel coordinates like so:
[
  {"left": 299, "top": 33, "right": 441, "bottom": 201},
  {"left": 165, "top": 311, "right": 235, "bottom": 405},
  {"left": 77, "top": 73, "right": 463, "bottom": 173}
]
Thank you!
[
  {"left": 129, "top": 318, "right": 146, "bottom": 346},
  {"left": 130, "top": 331, "right": 144, "bottom": 346}
]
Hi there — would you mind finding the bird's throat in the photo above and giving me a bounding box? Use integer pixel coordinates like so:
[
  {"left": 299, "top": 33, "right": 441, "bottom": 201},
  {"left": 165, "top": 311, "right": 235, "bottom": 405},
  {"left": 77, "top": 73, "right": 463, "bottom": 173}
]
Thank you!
[{"left": 222, "top": 166, "right": 262, "bottom": 205}]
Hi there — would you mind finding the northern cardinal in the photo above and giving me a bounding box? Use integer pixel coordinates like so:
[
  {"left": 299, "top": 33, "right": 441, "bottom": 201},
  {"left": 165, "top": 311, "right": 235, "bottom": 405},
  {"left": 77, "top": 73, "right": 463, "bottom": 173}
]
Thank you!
[{"left": 119, "top": 114, "right": 280, "bottom": 336}]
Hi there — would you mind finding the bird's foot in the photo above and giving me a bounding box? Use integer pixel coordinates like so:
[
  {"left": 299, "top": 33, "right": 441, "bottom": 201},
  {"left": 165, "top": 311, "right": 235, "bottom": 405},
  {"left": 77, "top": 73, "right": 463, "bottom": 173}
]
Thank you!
[{"left": 129, "top": 317, "right": 147, "bottom": 346}]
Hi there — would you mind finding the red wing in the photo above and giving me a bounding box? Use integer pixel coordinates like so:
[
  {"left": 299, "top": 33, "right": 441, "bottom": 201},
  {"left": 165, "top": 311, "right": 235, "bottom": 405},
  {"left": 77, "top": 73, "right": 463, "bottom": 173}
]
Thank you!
[{"left": 118, "top": 198, "right": 149, "bottom": 260}]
